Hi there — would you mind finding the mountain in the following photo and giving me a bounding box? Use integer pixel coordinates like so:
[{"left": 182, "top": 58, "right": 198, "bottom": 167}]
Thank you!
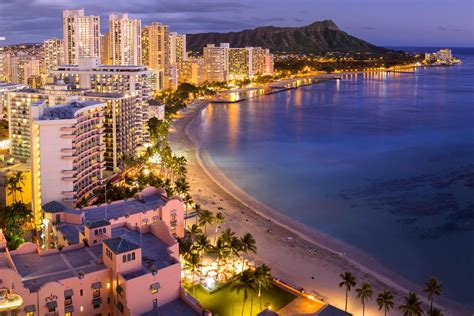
[{"left": 186, "top": 20, "right": 387, "bottom": 53}]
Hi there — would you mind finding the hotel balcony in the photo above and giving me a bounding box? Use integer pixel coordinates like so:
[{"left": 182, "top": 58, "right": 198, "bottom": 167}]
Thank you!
[
  {"left": 61, "top": 169, "right": 76, "bottom": 175},
  {"left": 61, "top": 148, "right": 76, "bottom": 154},
  {"left": 60, "top": 126, "right": 75, "bottom": 132},
  {"left": 61, "top": 133, "right": 75, "bottom": 139},
  {"left": 62, "top": 190, "right": 77, "bottom": 196},
  {"left": 62, "top": 176, "right": 76, "bottom": 182},
  {"left": 61, "top": 154, "right": 77, "bottom": 160}
]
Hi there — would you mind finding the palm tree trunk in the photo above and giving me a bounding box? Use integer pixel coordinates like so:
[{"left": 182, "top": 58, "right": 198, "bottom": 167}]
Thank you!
[
  {"left": 184, "top": 205, "right": 188, "bottom": 229},
  {"left": 345, "top": 289, "right": 348, "bottom": 312},
  {"left": 250, "top": 293, "right": 254, "bottom": 316},
  {"left": 362, "top": 302, "right": 365, "bottom": 316},
  {"left": 241, "top": 296, "right": 246, "bottom": 316},
  {"left": 430, "top": 298, "right": 433, "bottom": 312},
  {"left": 192, "top": 271, "right": 195, "bottom": 297},
  {"left": 259, "top": 285, "right": 262, "bottom": 311}
]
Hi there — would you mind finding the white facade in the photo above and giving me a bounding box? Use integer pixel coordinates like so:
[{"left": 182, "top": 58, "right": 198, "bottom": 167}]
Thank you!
[
  {"left": 109, "top": 13, "right": 142, "bottom": 66},
  {"left": 63, "top": 9, "right": 100, "bottom": 65},
  {"left": 203, "top": 43, "right": 229, "bottom": 82}
]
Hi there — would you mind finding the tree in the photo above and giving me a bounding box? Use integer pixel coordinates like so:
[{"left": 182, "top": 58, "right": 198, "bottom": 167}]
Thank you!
[
  {"left": 240, "top": 233, "right": 257, "bottom": 270},
  {"left": 339, "top": 272, "right": 356, "bottom": 312},
  {"left": 424, "top": 277, "right": 442, "bottom": 313},
  {"left": 232, "top": 270, "right": 256, "bottom": 316},
  {"left": 0, "top": 202, "right": 32, "bottom": 249},
  {"left": 174, "top": 177, "right": 190, "bottom": 198},
  {"left": 194, "top": 203, "right": 203, "bottom": 225},
  {"left": 377, "top": 290, "right": 395, "bottom": 316},
  {"left": 179, "top": 237, "right": 194, "bottom": 261},
  {"left": 185, "top": 253, "right": 202, "bottom": 297},
  {"left": 187, "top": 224, "right": 202, "bottom": 242},
  {"left": 213, "top": 238, "right": 230, "bottom": 279},
  {"left": 428, "top": 308, "right": 444, "bottom": 316},
  {"left": 213, "top": 212, "right": 225, "bottom": 244},
  {"left": 399, "top": 292, "right": 423, "bottom": 316},
  {"left": 198, "top": 209, "right": 214, "bottom": 236},
  {"left": 254, "top": 264, "right": 273, "bottom": 311},
  {"left": 194, "top": 234, "right": 212, "bottom": 255},
  {"left": 183, "top": 194, "right": 193, "bottom": 228},
  {"left": 356, "top": 283, "right": 373, "bottom": 316},
  {"left": 228, "top": 236, "right": 242, "bottom": 273}
]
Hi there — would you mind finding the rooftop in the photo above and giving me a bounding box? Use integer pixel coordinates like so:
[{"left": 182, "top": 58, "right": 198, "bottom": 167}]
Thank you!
[
  {"left": 142, "top": 299, "right": 199, "bottom": 316},
  {"left": 40, "top": 100, "right": 104, "bottom": 120},
  {"left": 42, "top": 200, "right": 68, "bottom": 214},
  {"left": 85, "top": 220, "right": 110, "bottom": 229},
  {"left": 11, "top": 246, "right": 105, "bottom": 291},
  {"left": 112, "top": 227, "right": 175, "bottom": 279},
  {"left": 103, "top": 236, "right": 140, "bottom": 255},
  {"left": 82, "top": 193, "right": 166, "bottom": 222}
]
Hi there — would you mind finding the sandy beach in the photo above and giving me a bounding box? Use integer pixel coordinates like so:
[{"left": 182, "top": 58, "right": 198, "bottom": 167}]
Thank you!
[{"left": 169, "top": 94, "right": 472, "bottom": 316}]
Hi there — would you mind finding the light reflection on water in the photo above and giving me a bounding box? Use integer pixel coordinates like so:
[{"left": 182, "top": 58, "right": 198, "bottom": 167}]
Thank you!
[{"left": 195, "top": 57, "right": 474, "bottom": 305}]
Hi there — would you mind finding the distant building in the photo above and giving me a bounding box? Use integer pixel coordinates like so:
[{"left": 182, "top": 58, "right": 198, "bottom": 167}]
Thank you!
[
  {"left": 168, "top": 32, "right": 187, "bottom": 65},
  {"left": 30, "top": 99, "right": 106, "bottom": 208},
  {"left": 0, "top": 187, "right": 198, "bottom": 315},
  {"left": 109, "top": 13, "right": 142, "bottom": 66},
  {"left": 178, "top": 57, "right": 206, "bottom": 85},
  {"left": 203, "top": 43, "right": 230, "bottom": 82},
  {"left": 63, "top": 9, "right": 100, "bottom": 65},
  {"left": 43, "top": 38, "right": 64, "bottom": 72},
  {"left": 228, "top": 47, "right": 272, "bottom": 80},
  {"left": 100, "top": 32, "right": 112, "bottom": 65},
  {"left": 142, "top": 23, "right": 169, "bottom": 74},
  {"left": 0, "top": 82, "right": 26, "bottom": 119}
]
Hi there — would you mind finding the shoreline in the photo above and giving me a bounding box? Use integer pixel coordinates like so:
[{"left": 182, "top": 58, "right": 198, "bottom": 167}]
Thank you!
[{"left": 170, "top": 84, "right": 472, "bottom": 315}]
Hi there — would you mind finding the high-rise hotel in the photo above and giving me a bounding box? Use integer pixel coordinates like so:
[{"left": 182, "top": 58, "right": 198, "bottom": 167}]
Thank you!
[
  {"left": 63, "top": 9, "right": 100, "bottom": 65},
  {"left": 109, "top": 13, "right": 142, "bottom": 66}
]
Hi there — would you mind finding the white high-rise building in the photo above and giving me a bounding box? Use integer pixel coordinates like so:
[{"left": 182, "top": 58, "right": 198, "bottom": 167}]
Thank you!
[
  {"left": 43, "top": 38, "right": 64, "bottom": 72},
  {"left": 63, "top": 9, "right": 100, "bottom": 65},
  {"left": 109, "top": 13, "right": 142, "bottom": 66},
  {"left": 168, "top": 32, "right": 186, "bottom": 65}
]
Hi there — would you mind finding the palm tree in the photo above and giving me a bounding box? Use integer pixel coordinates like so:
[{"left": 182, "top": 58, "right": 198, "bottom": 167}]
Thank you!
[
  {"left": 179, "top": 237, "right": 194, "bottom": 261},
  {"left": 240, "top": 233, "right": 257, "bottom": 270},
  {"left": 185, "top": 253, "right": 202, "bottom": 297},
  {"left": 194, "top": 203, "right": 203, "bottom": 225},
  {"left": 356, "top": 283, "right": 373, "bottom": 316},
  {"left": 254, "top": 264, "right": 273, "bottom": 311},
  {"left": 194, "top": 234, "right": 212, "bottom": 255},
  {"left": 377, "top": 290, "right": 395, "bottom": 316},
  {"left": 399, "top": 292, "right": 423, "bottom": 316},
  {"left": 220, "top": 228, "right": 236, "bottom": 245},
  {"left": 339, "top": 272, "right": 356, "bottom": 312},
  {"left": 229, "top": 236, "right": 242, "bottom": 273},
  {"left": 424, "top": 277, "right": 442, "bottom": 313},
  {"left": 183, "top": 194, "right": 193, "bottom": 228},
  {"left": 213, "top": 238, "right": 230, "bottom": 279},
  {"left": 232, "top": 270, "right": 256, "bottom": 316},
  {"left": 213, "top": 212, "right": 225, "bottom": 244},
  {"left": 198, "top": 209, "right": 214, "bottom": 236},
  {"left": 428, "top": 308, "right": 444, "bottom": 316},
  {"left": 6, "top": 175, "right": 18, "bottom": 204},
  {"left": 174, "top": 177, "right": 190, "bottom": 198},
  {"left": 187, "top": 224, "right": 202, "bottom": 242}
]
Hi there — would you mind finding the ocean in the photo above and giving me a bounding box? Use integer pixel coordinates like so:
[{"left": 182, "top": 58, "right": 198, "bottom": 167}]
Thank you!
[{"left": 190, "top": 48, "right": 474, "bottom": 306}]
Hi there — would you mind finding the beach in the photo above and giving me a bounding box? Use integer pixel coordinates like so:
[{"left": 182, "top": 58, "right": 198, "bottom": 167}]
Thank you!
[{"left": 169, "top": 94, "right": 472, "bottom": 316}]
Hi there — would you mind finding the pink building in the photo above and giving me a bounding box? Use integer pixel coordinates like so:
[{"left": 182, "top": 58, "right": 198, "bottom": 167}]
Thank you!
[{"left": 0, "top": 187, "right": 201, "bottom": 315}]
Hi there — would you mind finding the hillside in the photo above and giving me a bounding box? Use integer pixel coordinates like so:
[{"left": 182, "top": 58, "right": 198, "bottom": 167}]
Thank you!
[{"left": 187, "top": 20, "right": 387, "bottom": 53}]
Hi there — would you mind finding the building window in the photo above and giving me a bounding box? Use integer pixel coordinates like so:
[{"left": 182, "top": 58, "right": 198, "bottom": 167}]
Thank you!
[
  {"left": 80, "top": 289, "right": 83, "bottom": 296},
  {"left": 127, "top": 253, "right": 131, "bottom": 261},
  {"left": 122, "top": 255, "right": 126, "bottom": 263},
  {"left": 131, "top": 252, "right": 135, "bottom": 260}
]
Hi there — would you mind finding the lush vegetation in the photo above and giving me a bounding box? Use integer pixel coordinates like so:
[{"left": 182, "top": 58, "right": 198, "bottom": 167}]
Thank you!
[
  {"left": 339, "top": 272, "right": 444, "bottom": 316},
  {"left": 0, "top": 171, "right": 33, "bottom": 249},
  {"left": 189, "top": 279, "right": 296, "bottom": 316},
  {"left": 276, "top": 51, "right": 423, "bottom": 75}
]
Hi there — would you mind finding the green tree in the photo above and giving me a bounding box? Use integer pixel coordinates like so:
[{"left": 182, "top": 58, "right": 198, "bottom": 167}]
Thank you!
[
  {"left": 187, "top": 224, "right": 202, "bottom": 242},
  {"left": 254, "top": 264, "right": 273, "bottom": 311},
  {"left": 183, "top": 194, "right": 193, "bottom": 228},
  {"left": 213, "top": 212, "right": 225, "bottom": 244},
  {"left": 213, "top": 238, "right": 230, "bottom": 280},
  {"left": 356, "top": 283, "right": 373, "bottom": 316},
  {"left": 377, "top": 290, "right": 395, "bottom": 316},
  {"left": 194, "top": 234, "right": 212, "bottom": 255},
  {"left": 185, "top": 253, "right": 202, "bottom": 297},
  {"left": 339, "top": 272, "right": 356, "bottom": 312},
  {"left": 0, "top": 202, "right": 32, "bottom": 249},
  {"left": 240, "top": 233, "right": 256, "bottom": 270},
  {"left": 428, "top": 308, "right": 443, "bottom": 316},
  {"left": 399, "top": 292, "right": 423, "bottom": 316},
  {"left": 424, "top": 277, "right": 442, "bottom": 313},
  {"left": 198, "top": 209, "right": 214, "bottom": 236},
  {"left": 232, "top": 270, "right": 256, "bottom": 316}
]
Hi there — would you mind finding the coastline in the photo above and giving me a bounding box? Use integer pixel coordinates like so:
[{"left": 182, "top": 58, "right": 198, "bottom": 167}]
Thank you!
[{"left": 170, "top": 87, "right": 472, "bottom": 315}]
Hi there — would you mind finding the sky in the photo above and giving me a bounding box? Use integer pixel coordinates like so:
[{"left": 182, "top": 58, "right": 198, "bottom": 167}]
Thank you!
[{"left": 0, "top": 0, "right": 473, "bottom": 47}]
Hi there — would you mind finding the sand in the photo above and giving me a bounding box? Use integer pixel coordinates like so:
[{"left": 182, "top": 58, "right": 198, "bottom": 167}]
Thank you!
[{"left": 169, "top": 97, "right": 472, "bottom": 316}]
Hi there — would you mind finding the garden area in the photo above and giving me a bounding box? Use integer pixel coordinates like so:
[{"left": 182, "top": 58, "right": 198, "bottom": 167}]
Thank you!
[{"left": 188, "top": 281, "right": 296, "bottom": 316}]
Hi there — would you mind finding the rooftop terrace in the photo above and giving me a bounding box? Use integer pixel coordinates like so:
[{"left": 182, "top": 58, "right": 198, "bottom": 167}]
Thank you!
[{"left": 11, "top": 246, "right": 104, "bottom": 292}]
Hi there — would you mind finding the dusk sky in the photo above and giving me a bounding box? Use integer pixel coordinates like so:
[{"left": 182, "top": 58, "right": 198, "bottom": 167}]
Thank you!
[{"left": 1, "top": 0, "right": 473, "bottom": 47}]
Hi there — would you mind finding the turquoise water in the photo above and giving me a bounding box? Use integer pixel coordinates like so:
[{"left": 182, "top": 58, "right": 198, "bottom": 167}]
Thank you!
[{"left": 191, "top": 49, "right": 474, "bottom": 305}]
